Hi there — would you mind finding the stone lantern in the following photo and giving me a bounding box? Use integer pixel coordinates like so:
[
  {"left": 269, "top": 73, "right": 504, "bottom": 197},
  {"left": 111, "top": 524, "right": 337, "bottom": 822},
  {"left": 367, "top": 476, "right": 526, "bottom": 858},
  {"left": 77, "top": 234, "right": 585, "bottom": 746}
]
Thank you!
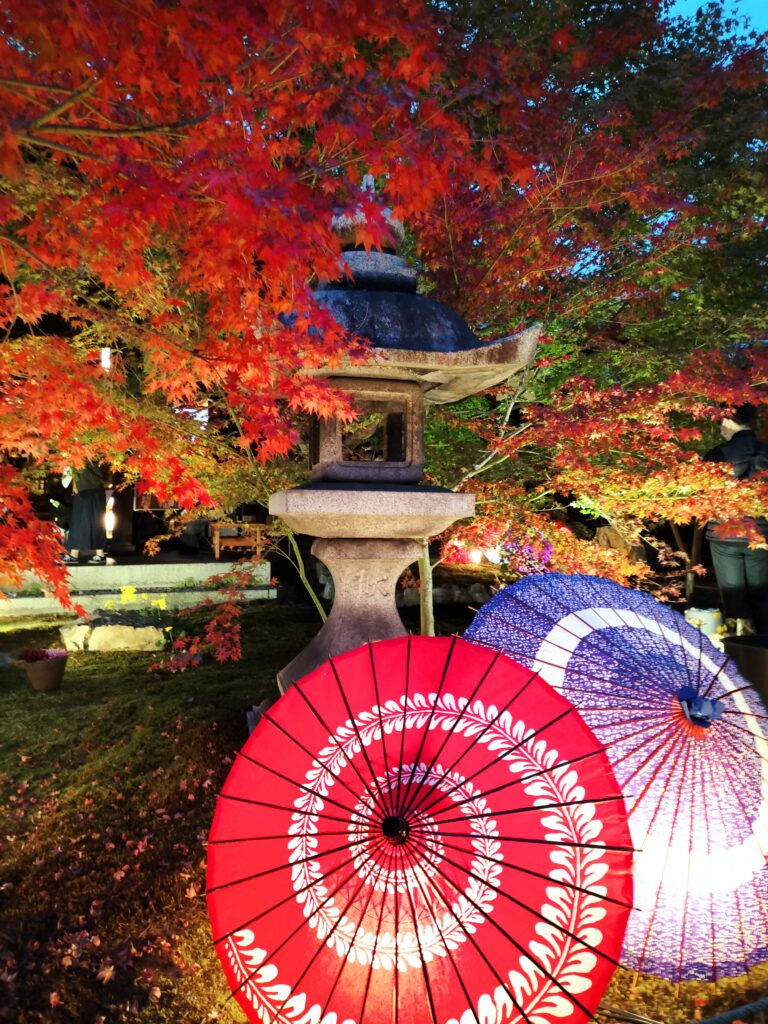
[{"left": 269, "top": 217, "right": 539, "bottom": 692}]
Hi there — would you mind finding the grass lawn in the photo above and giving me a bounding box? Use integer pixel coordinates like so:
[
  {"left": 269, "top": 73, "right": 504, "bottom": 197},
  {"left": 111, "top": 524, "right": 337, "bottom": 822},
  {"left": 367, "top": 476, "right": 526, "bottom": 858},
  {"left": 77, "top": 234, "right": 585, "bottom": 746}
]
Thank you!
[{"left": 1, "top": 600, "right": 766, "bottom": 1023}]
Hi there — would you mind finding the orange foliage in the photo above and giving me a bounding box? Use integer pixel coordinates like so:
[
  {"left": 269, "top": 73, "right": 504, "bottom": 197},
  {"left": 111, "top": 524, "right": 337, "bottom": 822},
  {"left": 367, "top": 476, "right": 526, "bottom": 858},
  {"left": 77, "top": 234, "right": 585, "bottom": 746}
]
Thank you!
[{"left": 0, "top": 0, "right": 764, "bottom": 603}]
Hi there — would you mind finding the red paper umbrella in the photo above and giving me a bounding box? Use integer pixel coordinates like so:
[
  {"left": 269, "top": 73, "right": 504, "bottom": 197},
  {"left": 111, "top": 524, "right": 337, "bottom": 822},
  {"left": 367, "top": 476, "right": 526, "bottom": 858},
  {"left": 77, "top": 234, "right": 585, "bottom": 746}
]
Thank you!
[{"left": 207, "top": 635, "right": 633, "bottom": 1024}]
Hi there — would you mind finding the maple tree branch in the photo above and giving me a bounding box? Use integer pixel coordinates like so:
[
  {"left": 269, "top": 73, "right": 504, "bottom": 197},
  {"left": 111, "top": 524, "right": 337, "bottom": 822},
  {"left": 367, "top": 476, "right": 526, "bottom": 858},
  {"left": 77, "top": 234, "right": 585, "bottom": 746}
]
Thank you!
[
  {"left": 476, "top": 140, "right": 664, "bottom": 286},
  {"left": 14, "top": 132, "right": 112, "bottom": 164},
  {"left": 1, "top": 75, "right": 205, "bottom": 140},
  {"left": 32, "top": 122, "right": 190, "bottom": 139},
  {"left": 0, "top": 231, "right": 207, "bottom": 362},
  {"left": 264, "top": 46, "right": 299, "bottom": 80},
  {"left": 443, "top": 196, "right": 460, "bottom": 288},
  {"left": 28, "top": 80, "right": 97, "bottom": 130},
  {"left": 0, "top": 246, "right": 20, "bottom": 344},
  {"left": 452, "top": 355, "right": 538, "bottom": 490},
  {"left": 0, "top": 77, "right": 73, "bottom": 95}
]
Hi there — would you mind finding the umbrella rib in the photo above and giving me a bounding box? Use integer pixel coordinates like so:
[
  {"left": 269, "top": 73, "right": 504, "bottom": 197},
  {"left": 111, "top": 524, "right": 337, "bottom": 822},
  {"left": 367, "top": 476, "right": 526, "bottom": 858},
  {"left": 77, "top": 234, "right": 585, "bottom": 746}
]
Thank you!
[
  {"left": 223, "top": 842, "right": 384, "bottom": 1016},
  {"left": 574, "top": 582, "right": 697, "bottom": 688},
  {"left": 698, "top": 716, "right": 768, "bottom": 772},
  {"left": 698, "top": 745, "right": 721, "bottom": 981},
  {"left": 433, "top": 829, "right": 633, "bottom": 909},
  {"left": 697, "top": 647, "right": 738, "bottom": 699},
  {"left": 290, "top": 678, "right": 394, "bottom": 819},
  {"left": 434, "top": 793, "right": 627, "bottom": 831},
  {"left": 667, "top": 610, "right": 721, "bottom": 694},
  {"left": 233, "top": 749, "right": 362, "bottom": 819},
  {"left": 215, "top": 790, "right": 358, "bottom": 826},
  {"left": 407, "top": 825, "right": 627, "bottom": 969},
  {"left": 545, "top": 704, "right": 677, "bottom": 728},
  {"left": 403, "top": 828, "right": 597, "bottom": 1019},
  {"left": 397, "top": 843, "right": 441, "bottom": 1024},
  {"left": 719, "top": 682, "right": 763, "bottom": 699},
  {"left": 612, "top": 603, "right": 696, "bottom": 694},
  {"left": 407, "top": 861, "right": 484, "bottom": 1024},
  {"left": 718, "top": 713, "right": 768, "bottom": 754},
  {"left": 206, "top": 835, "right": 360, "bottom": 895},
  {"left": 208, "top": 828, "right": 352, "bottom": 845},
  {"left": 632, "top": 725, "right": 690, "bottom": 978},
  {"left": 499, "top": 629, "right": 678, "bottom": 690},
  {"left": 676, "top": 733, "right": 702, "bottom": 981},
  {"left": 435, "top": 829, "right": 634, "bottom": 854},
  {"left": 209, "top": 834, "right": 370, "bottom": 945},
  {"left": 706, "top": 727, "right": 768, "bottom": 862},
  {"left": 367, "top": 642, "right": 397, "bottom": 819},
  {"left": 405, "top": 694, "right": 567, "bottom": 821},
  {"left": 693, "top": 737, "right": 724, "bottom": 982},
  {"left": 676, "top": 614, "right": 740, "bottom": 700},
  {"left": 410, "top": 703, "right": 579, "bottom": 823},
  {"left": 714, "top": 713, "right": 768, "bottom": 759},
  {"left": 626, "top": 712, "right": 690, "bottom": 827},
  {"left": 395, "top": 645, "right": 505, "bottom": 819},
  {"left": 601, "top": 715, "right": 684, "bottom": 781},
  {"left": 416, "top": 747, "right": 611, "bottom": 819},
  {"left": 354, "top": 845, "right": 397, "bottom": 1024},
  {"left": 493, "top": 578, "right": 718, "bottom": 701},
  {"left": 404, "top": 840, "right": 531, "bottom": 1024},
  {"left": 536, "top": 685, "right": 666, "bottom": 707},
  {"left": 498, "top": 645, "right": 671, "bottom": 699},
  {"left": 722, "top": 706, "right": 768, "bottom": 721},
  {"left": 294, "top": 663, "right": 391, "bottom": 823},
  {"left": 698, "top": 735, "right": 755, "bottom": 978},
  {"left": 328, "top": 656, "right": 393, "bottom": 818},
  {"left": 394, "top": 838, "right": 401, "bottom": 1024},
  {"left": 613, "top": 725, "right": 689, "bottom": 821},
  {"left": 717, "top": 712, "right": 768, "bottom": 745},
  {"left": 396, "top": 633, "right": 413, "bottom": 818},
  {"left": 397, "top": 634, "right": 461, "bottom": 819},
  {"left": 309, "top": 849, "right": 384, "bottom": 1024}
]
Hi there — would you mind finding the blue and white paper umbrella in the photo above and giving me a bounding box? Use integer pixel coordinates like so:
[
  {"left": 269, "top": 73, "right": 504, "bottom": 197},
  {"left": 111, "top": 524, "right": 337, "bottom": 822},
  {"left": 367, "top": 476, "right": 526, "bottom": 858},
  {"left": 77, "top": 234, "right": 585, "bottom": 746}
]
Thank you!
[{"left": 465, "top": 572, "right": 768, "bottom": 982}]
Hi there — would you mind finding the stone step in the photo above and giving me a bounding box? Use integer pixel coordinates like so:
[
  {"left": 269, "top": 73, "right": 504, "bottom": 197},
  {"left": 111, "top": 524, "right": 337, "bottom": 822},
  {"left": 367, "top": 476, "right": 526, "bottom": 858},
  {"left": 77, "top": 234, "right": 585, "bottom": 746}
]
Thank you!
[{"left": 0, "top": 560, "right": 276, "bottom": 618}]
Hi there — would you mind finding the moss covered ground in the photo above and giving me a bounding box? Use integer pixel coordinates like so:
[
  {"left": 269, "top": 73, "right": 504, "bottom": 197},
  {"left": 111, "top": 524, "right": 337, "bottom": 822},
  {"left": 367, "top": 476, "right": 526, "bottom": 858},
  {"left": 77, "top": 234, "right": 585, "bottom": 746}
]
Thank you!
[{"left": 0, "top": 601, "right": 766, "bottom": 1023}]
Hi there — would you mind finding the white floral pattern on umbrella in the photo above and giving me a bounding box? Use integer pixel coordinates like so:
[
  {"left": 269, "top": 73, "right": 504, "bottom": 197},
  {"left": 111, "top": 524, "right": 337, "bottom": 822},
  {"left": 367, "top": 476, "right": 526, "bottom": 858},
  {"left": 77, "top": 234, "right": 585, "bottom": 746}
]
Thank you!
[{"left": 206, "top": 635, "right": 633, "bottom": 1024}]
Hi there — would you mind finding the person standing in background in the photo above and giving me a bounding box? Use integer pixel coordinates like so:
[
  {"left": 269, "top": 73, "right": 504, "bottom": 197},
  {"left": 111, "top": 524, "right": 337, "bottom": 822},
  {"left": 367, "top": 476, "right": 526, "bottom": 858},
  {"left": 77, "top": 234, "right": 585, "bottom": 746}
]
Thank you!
[
  {"left": 704, "top": 403, "right": 768, "bottom": 634},
  {"left": 63, "top": 462, "right": 108, "bottom": 565}
]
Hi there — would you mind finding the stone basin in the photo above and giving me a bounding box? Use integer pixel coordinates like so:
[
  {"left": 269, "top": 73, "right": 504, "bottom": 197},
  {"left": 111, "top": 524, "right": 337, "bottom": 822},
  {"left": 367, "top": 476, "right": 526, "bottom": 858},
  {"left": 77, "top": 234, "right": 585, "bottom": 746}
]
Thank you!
[{"left": 268, "top": 484, "right": 474, "bottom": 539}]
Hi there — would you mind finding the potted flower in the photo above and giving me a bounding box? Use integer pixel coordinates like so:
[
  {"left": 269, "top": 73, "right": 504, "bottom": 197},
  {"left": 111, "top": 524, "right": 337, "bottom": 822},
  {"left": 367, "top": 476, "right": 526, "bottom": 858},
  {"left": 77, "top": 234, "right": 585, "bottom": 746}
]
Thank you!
[{"left": 18, "top": 648, "right": 69, "bottom": 692}]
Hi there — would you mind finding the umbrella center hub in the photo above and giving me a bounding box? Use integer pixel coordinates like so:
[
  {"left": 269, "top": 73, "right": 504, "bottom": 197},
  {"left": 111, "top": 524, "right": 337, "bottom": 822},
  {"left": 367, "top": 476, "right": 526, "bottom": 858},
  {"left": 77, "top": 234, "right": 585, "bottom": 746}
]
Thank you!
[
  {"left": 381, "top": 814, "right": 410, "bottom": 845},
  {"left": 678, "top": 686, "right": 724, "bottom": 729}
]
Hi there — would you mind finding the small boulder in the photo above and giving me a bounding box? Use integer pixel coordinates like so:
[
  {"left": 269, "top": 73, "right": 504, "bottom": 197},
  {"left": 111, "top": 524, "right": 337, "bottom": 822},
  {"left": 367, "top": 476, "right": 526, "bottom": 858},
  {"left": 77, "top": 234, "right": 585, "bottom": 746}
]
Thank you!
[
  {"left": 60, "top": 623, "right": 92, "bottom": 652},
  {"left": 60, "top": 619, "right": 166, "bottom": 652},
  {"left": 88, "top": 624, "right": 165, "bottom": 652}
]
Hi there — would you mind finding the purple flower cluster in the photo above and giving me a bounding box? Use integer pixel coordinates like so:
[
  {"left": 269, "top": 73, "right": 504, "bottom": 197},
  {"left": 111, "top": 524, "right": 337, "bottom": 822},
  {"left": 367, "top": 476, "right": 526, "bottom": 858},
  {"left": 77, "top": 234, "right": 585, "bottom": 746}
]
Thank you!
[
  {"left": 19, "top": 648, "right": 68, "bottom": 662},
  {"left": 501, "top": 529, "right": 553, "bottom": 576}
]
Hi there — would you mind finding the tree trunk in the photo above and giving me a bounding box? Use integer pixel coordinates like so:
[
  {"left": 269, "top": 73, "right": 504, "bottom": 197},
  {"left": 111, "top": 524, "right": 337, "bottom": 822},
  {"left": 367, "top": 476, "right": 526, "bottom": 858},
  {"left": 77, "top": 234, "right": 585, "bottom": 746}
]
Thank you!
[
  {"left": 671, "top": 519, "right": 704, "bottom": 602},
  {"left": 684, "top": 519, "right": 704, "bottom": 601},
  {"left": 419, "top": 538, "right": 435, "bottom": 637}
]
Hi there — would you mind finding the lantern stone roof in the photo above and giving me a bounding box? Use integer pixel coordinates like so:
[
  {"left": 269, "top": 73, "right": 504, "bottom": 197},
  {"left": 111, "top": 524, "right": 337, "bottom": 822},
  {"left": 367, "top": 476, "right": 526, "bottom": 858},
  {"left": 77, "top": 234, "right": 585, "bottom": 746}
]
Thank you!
[{"left": 312, "top": 250, "right": 540, "bottom": 404}]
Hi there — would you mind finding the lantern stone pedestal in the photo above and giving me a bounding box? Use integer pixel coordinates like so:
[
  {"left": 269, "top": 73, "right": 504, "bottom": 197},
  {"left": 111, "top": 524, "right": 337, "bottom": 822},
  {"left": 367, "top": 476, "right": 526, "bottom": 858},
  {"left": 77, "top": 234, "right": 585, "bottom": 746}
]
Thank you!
[
  {"left": 277, "top": 538, "right": 419, "bottom": 692},
  {"left": 270, "top": 486, "right": 474, "bottom": 692},
  {"left": 268, "top": 190, "right": 538, "bottom": 694}
]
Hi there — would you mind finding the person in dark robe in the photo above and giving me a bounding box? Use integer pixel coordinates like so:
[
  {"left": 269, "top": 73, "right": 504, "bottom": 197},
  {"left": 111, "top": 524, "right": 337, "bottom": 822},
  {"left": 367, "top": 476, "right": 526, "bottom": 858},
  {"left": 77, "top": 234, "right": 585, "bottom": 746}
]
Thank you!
[
  {"left": 64, "top": 462, "right": 108, "bottom": 564},
  {"left": 703, "top": 403, "right": 768, "bottom": 633}
]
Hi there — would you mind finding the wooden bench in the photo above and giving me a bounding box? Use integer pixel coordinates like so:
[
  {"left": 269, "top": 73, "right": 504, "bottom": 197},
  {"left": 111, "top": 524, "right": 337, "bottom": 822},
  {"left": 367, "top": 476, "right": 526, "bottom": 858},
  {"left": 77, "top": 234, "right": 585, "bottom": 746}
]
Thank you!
[{"left": 210, "top": 523, "right": 268, "bottom": 561}]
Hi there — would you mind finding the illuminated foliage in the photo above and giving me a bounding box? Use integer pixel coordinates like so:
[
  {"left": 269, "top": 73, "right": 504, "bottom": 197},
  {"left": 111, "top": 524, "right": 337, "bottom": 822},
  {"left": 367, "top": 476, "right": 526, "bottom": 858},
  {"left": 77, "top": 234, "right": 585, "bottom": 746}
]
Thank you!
[{"left": 0, "top": 0, "right": 765, "bottom": 605}]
